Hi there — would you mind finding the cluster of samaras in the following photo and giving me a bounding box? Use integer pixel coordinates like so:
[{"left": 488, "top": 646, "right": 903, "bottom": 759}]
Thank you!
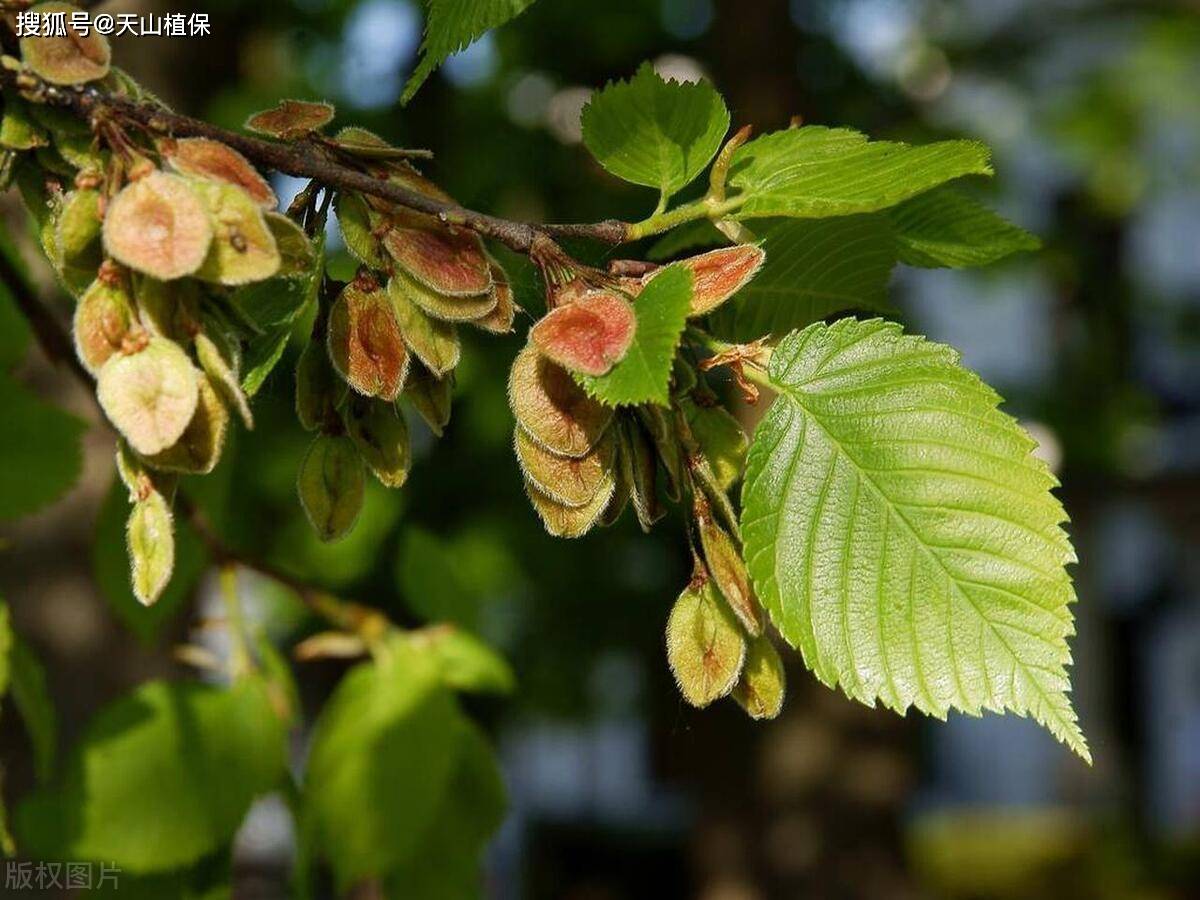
[
  {"left": 7, "top": 6, "right": 781, "bottom": 719},
  {"left": 295, "top": 127, "right": 519, "bottom": 542},
  {"left": 507, "top": 244, "right": 788, "bottom": 719},
  {"left": 4, "top": 73, "right": 333, "bottom": 608},
  {"left": 508, "top": 245, "right": 764, "bottom": 537},
  {"left": 5, "top": 5, "right": 529, "bottom": 595}
]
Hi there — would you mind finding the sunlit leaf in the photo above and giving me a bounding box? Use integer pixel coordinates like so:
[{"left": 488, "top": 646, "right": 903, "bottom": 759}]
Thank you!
[
  {"left": 890, "top": 186, "right": 1041, "bottom": 268},
  {"left": 402, "top": 0, "right": 540, "bottom": 105},
  {"left": 741, "top": 319, "right": 1088, "bottom": 760},
  {"left": 728, "top": 127, "right": 992, "bottom": 220},
  {"left": 582, "top": 62, "right": 729, "bottom": 201}
]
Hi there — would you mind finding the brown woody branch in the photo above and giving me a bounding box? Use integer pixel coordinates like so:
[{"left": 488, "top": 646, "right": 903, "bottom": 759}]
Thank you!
[{"left": 0, "top": 68, "right": 631, "bottom": 254}]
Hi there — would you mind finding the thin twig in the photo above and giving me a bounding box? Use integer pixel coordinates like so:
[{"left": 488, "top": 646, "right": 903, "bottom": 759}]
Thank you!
[{"left": 0, "top": 68, "right": 631, "bottom": 254}]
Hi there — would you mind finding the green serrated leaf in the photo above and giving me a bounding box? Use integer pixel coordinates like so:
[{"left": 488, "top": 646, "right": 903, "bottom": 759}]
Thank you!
[
  {"left": 741, "top": 318, "right": 1088, "bottom": 761},
  {"left": 17, "top": 677, "right": 287, "bottom": 872},
  {"left": 582, "top": 62, "right": 730, "bottom": 201},
  {"left": 577, "top": 265, "right": 693, "bottom": 407},
  {"left": 402, "top": 0, "right": 540, "bottom": 105},
  {"left": 709, "top": 216, "right": 895, "bottom": 341},
  {"left": 890, "top": 186, "right": 1041, "bottom": 268},
  {"left": 0, "top": 373, "right": 86, "bottom": 521},
  {"left": 728, "top": 127, "right": 993, "bottom": 220}
]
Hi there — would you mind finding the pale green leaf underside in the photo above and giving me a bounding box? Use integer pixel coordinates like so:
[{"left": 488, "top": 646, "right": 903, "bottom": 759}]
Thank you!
[
  {"left": 709, "top": 215, "right": 895, "bottom": 341},
  {"left": 402, "top": 0, "right": 539, "bottom": 104},
  {"left": 741, "top": 319, "right": 1088, "bottom": 761},
  {"left": 728, "top": 127, "right": 993, "bottom": 220},
  {"left": 577, "top": 264, "right": 693, "bottom": 407},
  {"left": 891, "top": 186, "right": 1041, "bottom": 268},
  {"left": 581, "top": 63, "right": 730, "bottom": 200}
]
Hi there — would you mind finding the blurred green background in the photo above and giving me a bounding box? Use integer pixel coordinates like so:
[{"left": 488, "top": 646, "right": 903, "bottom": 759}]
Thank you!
[{"left": 2, "top": 0, "right": 1199, "bottom": 897}]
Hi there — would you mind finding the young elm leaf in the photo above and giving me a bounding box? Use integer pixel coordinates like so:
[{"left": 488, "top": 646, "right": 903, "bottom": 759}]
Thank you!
[
  {"left": 581, "top": 62, "right": 730, "bottom": 200},
  {"left": 575, "top": 265, "right": 693, "bottom": 408}
]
